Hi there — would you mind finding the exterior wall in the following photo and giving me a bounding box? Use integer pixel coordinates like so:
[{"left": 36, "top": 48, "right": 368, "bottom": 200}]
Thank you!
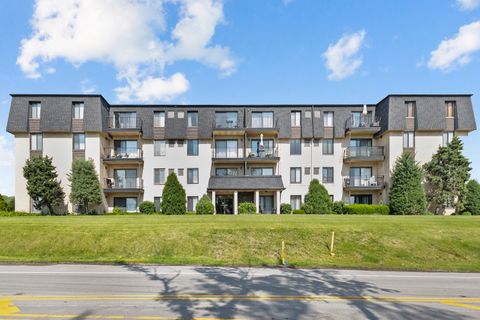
[
  {"left": 415, "top": 132, "right": 443, "bottom": 165},
  {"left": 14, "top": 134, "right": 30, "bottom": 212}
]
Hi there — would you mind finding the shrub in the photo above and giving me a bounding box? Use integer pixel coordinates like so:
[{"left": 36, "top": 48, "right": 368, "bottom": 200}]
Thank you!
[
  {"left": 139, "top": 201, "right": 156, "bottom": 214},
  {"left": 196, "top": 194, "right": 215, "bottom": 215},
  {"left": 332, "top": 201, "right": 345, "bottom": 214},
  {"left": 462, "top": 211, "right": 472, "bottom": 216},
  {"left": 389, "top": 152, "right": 427, "bottom": 215},
  {"left": 0, "top": 196, "right": 7, "bottom": 212},
  {"left": 161, "top": 173, "right": 186, "bottom": 215},
  {"left": 303, "top": 179, "right": 332, "bottom": 214},
  {"left": 112, "top": 207, "right": 123, "bottom": 215},
  {"left": 238, "top": 202, "right": 256, "bottom": 214},
  {"left": 464, "top": 179, "right": 480, "bottom": 215},
  {"left": 0, "top": 211, "right": 41, "bottom": 217},
  {"left": 293, "top": 209, "right": 305, "bottom": 214},
  {"left": 280, "top": 203, "right": 292, "bottom": 214},
  {"left": 344, "top": 204, "right": 390, "bottom": 215}
]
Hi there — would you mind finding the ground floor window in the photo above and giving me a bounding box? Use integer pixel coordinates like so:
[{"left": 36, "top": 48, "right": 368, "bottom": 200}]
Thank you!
[
  {"left": 187, "top": 196, "right": 199, "bottom": 212},
  {"left": 290, "top": 195, "right": 302, "bottom": 210},
  {"left": 114, "top": 197, "right": 137, "bottom": 212},
  {"left": 350, "top": 195, "right": 372, "bottom": 205}
]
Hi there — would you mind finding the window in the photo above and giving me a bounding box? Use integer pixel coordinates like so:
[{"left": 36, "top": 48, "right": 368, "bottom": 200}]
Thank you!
[
  {"left": 216, "top": 168, "right": 239, "bottom": 176},
  {"left": 113, "top": 197, "right": 137, "bottom": 212},
  {"left": 314, "top": 110, "right": 321, "bottom": 118},
  {"left": 168, "top": 111, "right": 175, "bottom": 119},
  {"left": 305, "top": 111, "right": 311, "bottom": 118},
  {"left": 304, "top": 139, "right": 311, "bottom": 147},
  {"left": 322, "top": 167, "right": 334, "bottom": 183},
  {"left": 290, "top": 167, "right": 302, "bottom": 183},
  {"left": 114, "top": 169, "right": 138, "bottom": 188},
  {"left": 290, "top": 139, "right": 301, "bottom": 155},
  {"left": 30, "top": 102, "right": 41, "bottom": 119},
  {"left": 168, "top": 168, "right": 175, "bottom": 175},
  {"left": 187, "top": 168, "right": 199, "bottom": 184},
  {"left": 446, "top": 101, "right": 456, "bottom": 117},
  {"left": 73, "top": 102, "right": 84, "bottom": 119},
  {"left": 187, "top": 196, "right": 199, "bottom": 212},
  {"left": 215, "top": 140, "right": 237, "bottom": 158},
  {"left": 154, "top": 140, "right": 166, "bottom": 156},
  {"left": 154, "top": 168, "right": 165, "bottom": 185},
  {"left": 251, "top": 167, "right": 274, "bottom": 176},
  {"left": 113, "top": 112, "right": 136, "bottom": 129},
  {"left": 349, "top": 168, "right": 372, "bottom": 187},
  {"left": 73, "top": 133, "right": 85, "bottom": 151},
  {"left": 187, "top": 139, "right": 199, "bottom": 156},
  {"left": 313, "top": 139, "right": 320, "bottom": 147},
  {"left": 113, "top": 140, "right": 138, "bottom": 158},
  {"left": 177, "top": 140, "right": 184, "bottom": 147},
  {"left": 215, "top": 112, "right": 238, "bottom": 128},
  {"left": 305, "top": 167, "right": 311, "bottom": 175},
  {"left": 154, "top": 111, "right": 165, "bottom": 127},
  {"left": 350, "top": 195, "right": 372, "bottom": 205},
  {"left": 31, "top": 134, "right": 43, "bottom": 151},
  {"left": 324, "top": 112, "right": 334, "bottom": 127},
  {"left": 290, "top": 195, "right": 302, "bottom": 210},
  {"left": 351, "top": 111, "right": 373, "bottom": 127},
  {"left": 177, "top": 111, "right": 184, "bottom": 119},
  {"left": 178, "top": 168, "right": 184, "bottom": 176},
  {"left": 154, "top": 197, "right": 161, "bottom": 212},
  {"left": 168, "top": 140, "right": 175, "bottom": 147},
  {"left": 323, "top": 139, "right": 333, "bottom": 155},
  {"left": 188, "top": 111, "right": 198, "bottom": 127},
  {"left": 403, "top": 132, "right": 415, "bottom": 149},
  {"left": 291, "top": 111, "right": 301, "bottom": 127},
  {"left": 314, "top": 167, "right": 320, "bottom": 175},
  {"left": 406, "top": 102, "right": 415, "bottom": 117},
  {"left": 251, "top": 139, "right": 274, "bottom": 157},
  {"left": 443, "top": 131, "right": 454, "bottom": 146},
  {"left": 252, "top": 112, "right": 274, "bottom": 128}
]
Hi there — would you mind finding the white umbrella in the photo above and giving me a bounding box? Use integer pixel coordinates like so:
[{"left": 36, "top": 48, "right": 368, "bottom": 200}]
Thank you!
[
  {"left": 260, "top": 133, "right": 264, "bottom": 147},
  {"left": 362, "top": 104, "right": 368, "bottom": 115}
]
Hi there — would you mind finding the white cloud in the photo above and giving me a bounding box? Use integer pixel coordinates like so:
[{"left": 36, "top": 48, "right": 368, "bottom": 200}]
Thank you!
[
  {"left": 457, "top": 0, "right": 480, "bottom": 11},
  {"left": 45, "top": 67, "right": 56, "bottom": 74},
  {"left": 0, "top": 135, "right": 14, "bottom": 168},
  {"left": 428, "top": 21, "right": 480, "bottom": 70},
  {"left": 80, "top": 79, "right": 96, "bottom": 94},
  {"left": 283, "top": 0, "right": 295, "bottom": 5},
  {"left": 17, "top": 0, "right": 236, "bottom": 102},
  {"left": 323, "top": 29, "right": 366, "bottom": 80}
]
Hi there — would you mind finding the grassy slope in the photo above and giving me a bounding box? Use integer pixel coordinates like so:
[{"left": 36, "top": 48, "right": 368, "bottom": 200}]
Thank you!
[{"left": 0, "top": 215, "right": 479, "bottom": 271}]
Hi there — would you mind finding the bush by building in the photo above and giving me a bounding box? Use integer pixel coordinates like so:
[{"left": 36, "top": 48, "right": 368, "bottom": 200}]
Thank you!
[
  {"left": 332, "top": 201, "right": 345, "bottom": 214},
  {"left": 195, "top": 194, "right": 215, "bottom": 215},
  {"left": 303, "top": 179, "right": 332, "bottom": 214},
  {"left": 139, "top": 201, "right": 156, "bottom": 214},
  {"left": 293, "top": 209, "right": 305, "bottom": 214},
  {"left": 343, "top": 204, "right": 390, "bottom": 215},
  {"left": 238, "top": 202, "right": 256, "bottom": 214},
  {"left": 280, "top": 203, "right": 292, "bottom": 214},
  {"left": 161, "top": 173, "right": 186, "bottom": 215}
]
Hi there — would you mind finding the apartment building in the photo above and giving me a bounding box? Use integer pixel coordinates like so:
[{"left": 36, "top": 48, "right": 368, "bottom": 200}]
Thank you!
[{"left": 7, "top": 94, "right": 476, "bottom": 214}]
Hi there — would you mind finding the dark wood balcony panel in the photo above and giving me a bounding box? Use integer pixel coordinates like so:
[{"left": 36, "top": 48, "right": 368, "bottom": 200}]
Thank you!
[
  {"left": 29, "top": 119, "right": 40, "bottom": 132},
  {"left": 72, "top": 119, "right": 84, "bottom": 132}
]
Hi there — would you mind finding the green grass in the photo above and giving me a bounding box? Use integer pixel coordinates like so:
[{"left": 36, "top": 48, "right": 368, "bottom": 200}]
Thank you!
[{"left": 0, "top": 215, "right": 479, "bottom": 272}]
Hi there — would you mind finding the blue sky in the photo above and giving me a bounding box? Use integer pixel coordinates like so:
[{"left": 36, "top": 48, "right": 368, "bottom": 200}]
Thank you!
[{"left": 0, "top": 0, "right": 479, "bottom": 196}]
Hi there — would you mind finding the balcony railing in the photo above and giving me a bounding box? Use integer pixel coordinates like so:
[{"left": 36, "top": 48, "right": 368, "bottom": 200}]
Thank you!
[
  {"left": 104, "top": 148, "right": 143, "bottom": 160},
  {"left": 213, "top": 147, "right": 239, "bottom": 158},
  {"left": 247, "top": 148, "right": 278, "bottom": 158},
  {"left": 107, "top": 116, "right": 142, "bottom": 130},
  {"left": 343, "top": 175, "right": 385, "bottom": 189},
  {"left": 345, "top": 116, "right": 381, "bottom": 131},
  {"left": 213, "top": 119, "right": 241, "bottom": 129},
  {"left": 344, "top": 146, "right": 384, "bottom": 160},
  {"left": 104, "top": 177, "right": 143, "bottom": 190}
]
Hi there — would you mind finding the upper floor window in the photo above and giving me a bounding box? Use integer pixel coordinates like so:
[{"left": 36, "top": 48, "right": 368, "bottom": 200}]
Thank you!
[
  {"left": 322, "top": 139, "right": 334, "bottom": 155},
  {"left": 187, "top": 139, "right": 199, "bottom": 156},
  {"left": 322, "top": 167, "right": 334, "bottom": 183},
  {"left": 323, "top": 112, "right": 334, "bottom": 127},
  {"left": 73, "top": 102, "right": 84, "bottom": 119},
  {"left": 215, "top": 140, "right": 237, "bottom": 158},
  {"left": 291, "top": 111, "right": 301, "bottom": 127},
  {"left": 443, "top": 131, "right": 454, "bottom": 146},
  {"left": 290, "top": 167, "right": 302, "bottom": 184},
  {"left": 251, "top": 139, "right": 274, "bottom": 156},
  {"left": 154, "top": 140, "right": 166, "bottom": 156},
  {"left": 154, "top": 111, "right": 165, "bottom": 127},
  {"left": 73, "top": 133, "right": 85, "bottom": 151},
  {"left": 403, "top": 132, "right": 415, "bottom": 149},
  {"left": 31, "top": 133, "right": 43, "bottom": 151},
  {"left": 30, "top": 102, "right": 41, "bottom": 119},
  {"left": 188, "top": 111, "right": 198, "bottom": 127},
  {"left": 252, "top": 112, "right": 273, "bottom": 128},
  {"left": 114, "top": 112, "right": 136, "bottom": 129},
  {"left": 290, "top": 139, "right": 301, "bottom": 155},
  {"left": 251, "top": 167, "right": 274, "bottom": 176},
  {"left": 187, "top": 168, "right": 199, "bottom": 184},
  {"left": 215, "top": 112, "right": 238, "bottom": 128},
  {"left": 154, "top": 168, "right": 165, "bottom": 185},
  {"left": 351, "top": 111, "right": 373, "bottom": 127},
  {"left": 406, "top": 101, "right": 416, "bottom": 117},
  {"left": 446, "top": 101, "right": 456, "bottom": 118},
  {"left": 216, "top": 168, "right": 239, "bottom": 177}
]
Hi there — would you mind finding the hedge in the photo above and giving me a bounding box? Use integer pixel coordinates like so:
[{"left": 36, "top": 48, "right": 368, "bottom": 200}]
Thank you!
[
  {"left": 343, "top": 204, "right": 390, "bottom": 215},
  {"left": 0, "top": 211, "right": 42, "bottom": 217},
  {"left": 280, "top": 203, "right": 292, "bottom": 214},
  {"left": 293, "top": 209, "right": 305, "bottom": 214},
  {"left": 139, "top": 201, "right": 156, "bottom": 214},
  {"left": 238, "top": 202, "right": 256, "bottom": 214}
]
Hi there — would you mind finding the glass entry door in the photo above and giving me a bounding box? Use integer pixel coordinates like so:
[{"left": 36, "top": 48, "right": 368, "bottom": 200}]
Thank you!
[
  {"left": 349, "top": 167, "right": 372, "bottom": 186},
  {"left": 349, "top": 139, "right": 372, "bottom": 157},
  {"left": 259, "top": 196, "right": 274, "bottom": 214},
  {"left": 114, "top": 169, "right": 138, "bottom": 188}
]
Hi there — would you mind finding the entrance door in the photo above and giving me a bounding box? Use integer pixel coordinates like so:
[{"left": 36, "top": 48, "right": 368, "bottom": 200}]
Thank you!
[
  {"left": 216, "top": 195, "right": 234, "bottom": 214},
  {"left": 259, "top": 196, "right": 274, "bottom": 214}
]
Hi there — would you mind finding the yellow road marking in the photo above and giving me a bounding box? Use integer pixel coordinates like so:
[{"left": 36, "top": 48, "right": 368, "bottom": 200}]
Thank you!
[
  {"left": 0, "top": 300, "right": 20, "bottom": 315},
  {"left": 441, "top": 300, "right": 480, "bottom": 311},
  {"left": 0, "top": 314, "right": 233, "bottom": 320}
]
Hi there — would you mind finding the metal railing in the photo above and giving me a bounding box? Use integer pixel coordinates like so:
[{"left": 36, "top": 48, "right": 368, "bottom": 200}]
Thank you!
[
  {"left": 247, "top": 147, "right": 278, "bottom": 158},
  {"left": 213, "top": 118, "right": 241, "bottom": 129},
  {"left": 105, "top": 177, "right": 143, "bottom": 189},
  {"left": 107, "top": 116, "right": 142, "bottom": 129},
  {"left": 344, "top": 175, "right": 385, "bottom": 188},
  {"left": 344, "top": 146, "right": 384, "bottom": 159},
  {"left": 212, "top": 147, "right": 239, "bottom": 158},
  {"left": 345, "top": 116, "right": 381, "bottom": 130},
  {"left": 249, "top": 118, "right": 279, "bottom": 129},
  {"left": 104, "top": 148, "right": 143, "bottom": 159}
]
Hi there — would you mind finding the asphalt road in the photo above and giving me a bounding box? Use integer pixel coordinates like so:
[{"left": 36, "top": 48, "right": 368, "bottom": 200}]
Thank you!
[{"left": 0, "top": 264, "right": 479, "bottom": 319}]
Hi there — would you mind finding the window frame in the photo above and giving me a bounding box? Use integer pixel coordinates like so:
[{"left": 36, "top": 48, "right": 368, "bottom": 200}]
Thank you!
[
  {"left": 443, "top": 131, "right": 454, "bottom": 146},
  {"left": 30, "top": 133, "right": 43, "bottom": 151},
  {"left": 187, "top": 139, "right": 199, "bottom": 156},
  {"left": 406, "top": 101, "right": 416, "bottom": 118},
  {"left": 291, "top": 111, "right": 301, "bottom": 127},
  {"left": 251, "top": 111, "right": 274, "bottom": 128},
  {"left": 322, "top": 167, "right": 334, "bottom": 184},
  {"left": 187, "top": 111, "right": 198, "bottom": 127},
  {"left": 446, "top": 101, "right": 456, "bottom": 118},
  {"left": 187, "top": 196, "right": 199, "bottom": 212},
  {"left": 290, "top": 167, "right": 302, "bottom": 184},
  {"left": 30, "top": 102, "right": 41, "bottom": 119},
  {"left": 290, "top": 195, "right": 302, "bottom": 210},
  {"left": 154, "top": 140, "right": 166, "bottom": 156},
  {"left": 323, "top": 111, "right": 334, "bottom": 127},
  {"left": 187, "top": 168, "right": 199, "bottom": 184},
  {"left": 73, "top": 133, "right": 86, "bottom": 151},
  {"left": 72, "top": 102, "right": 84, "bottom": 119},
  {"left": 154, "top": 111, "right": 165, "bottom": 127},
  {"left": 290, "top": 139, "right": 302, "bottom": 155},
  {"left": 403, "top": 131, "right": 415, "bottom": 149},
  {"left": 154, "top": 168, "right": 166, "bottom": 185},
  {"left": 322, "top": 139, "right": 334, "bottom": 155}
]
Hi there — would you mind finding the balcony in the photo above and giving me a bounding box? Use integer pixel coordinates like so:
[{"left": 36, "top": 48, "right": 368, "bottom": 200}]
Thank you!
[
  {"left": 212, "top": 119, "right": 244, "bottom": 136},
  {"left": 246, "top": 148, "right": 279, "bottom": 163},
  {"left": 212, "top": 147, "right": 243, "bottom": 162},
  {"left": 106, "top": 116, "right": 142, "bottom": 136},
  {"left": 208, "top": 175, "right": 285, "bottom": 191},
  {"left": 345, "top": 116, "right": 381, "bottom": 135},
  {"left": 246, "top": 118, "right": 279, "bottom": 135},
  {"left": 103, "top": 148, "right": 143, "bottom": 164},
  {"left": 343, "top": 175, "right": 385, "bottom": 191},
  {"left": 104, "top": 177, "right": 144, "bottom": 193},
  {"left": 344, "top": 146, "right": 385, "bottom": 163}
]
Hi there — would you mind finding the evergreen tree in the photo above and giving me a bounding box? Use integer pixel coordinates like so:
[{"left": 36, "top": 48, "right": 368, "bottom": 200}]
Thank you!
[
  {"left": 303, "top": 179, "right": 332, "bottom": 214},
  {"left": 23, "top": 156, "right": 65, "bottom": 215},
  {"left": 161, "top": 172, "right": 186, "bottom": 214},
  {"left": 464, "top": 179, "right": 480, "bottom": 215},
  {"left": 68, "top": 159, "right": 102, "bottom": 214},
  {"left": 389, "top": 152, "right": 427, "bottom": 215},
  {"left": 424, "top": 136, "right": 471, "bottom": 214},
  {"left": 0, "top": 195, "right": 7, "bottom": 211},
  {"left": 196, "top": 194, "right": 215, "bottom": 215}
]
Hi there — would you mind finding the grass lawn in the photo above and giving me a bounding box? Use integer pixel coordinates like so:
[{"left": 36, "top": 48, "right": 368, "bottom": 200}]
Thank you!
[{"left": 0, "top": 215, "right": 479, "bottom": 272}]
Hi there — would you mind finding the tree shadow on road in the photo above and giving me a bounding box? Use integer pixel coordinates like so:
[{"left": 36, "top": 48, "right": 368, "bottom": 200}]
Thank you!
[{"left": 123, "top": 265, "right": 472, "bottom": 320}]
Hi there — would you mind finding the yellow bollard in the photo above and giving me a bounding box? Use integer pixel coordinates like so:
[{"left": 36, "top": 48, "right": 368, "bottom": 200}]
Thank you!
[
  {"left": 329, "top": 231, "right": 335, "bottom": 256},
  {"left": 281, "top": 240, "right": 286, "bottom": 265}
]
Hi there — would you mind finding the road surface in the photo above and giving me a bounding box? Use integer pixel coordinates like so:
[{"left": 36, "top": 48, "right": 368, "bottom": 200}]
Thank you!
[{"left": 0, "top": 264, "right": 479, "bottom": 319}]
